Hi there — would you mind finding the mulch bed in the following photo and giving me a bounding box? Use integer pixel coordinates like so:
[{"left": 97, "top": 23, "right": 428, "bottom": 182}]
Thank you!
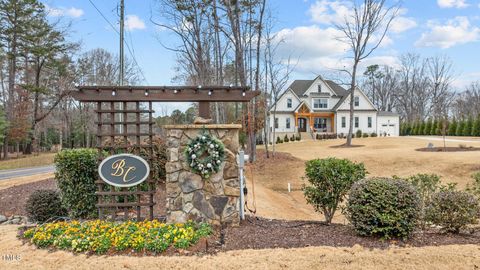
[
  {"left": 219, "top": 216, "right": 480, "bottom": 251},
  {"left": 416, "top": 147, "right": 480, "bottom": 152},
  {"left": 0, "top": 179, "right": 57, "bottom": 216}
]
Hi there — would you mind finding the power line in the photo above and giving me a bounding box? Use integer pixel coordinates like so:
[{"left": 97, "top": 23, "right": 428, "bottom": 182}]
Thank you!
[{"left": 86, "top": 0, "right": 148, "bottom": 84}]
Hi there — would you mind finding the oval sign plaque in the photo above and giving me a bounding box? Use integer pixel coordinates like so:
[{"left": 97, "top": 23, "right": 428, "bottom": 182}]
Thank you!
[{"left": 98, "top": 154, "right": 150, "bottom": 187}]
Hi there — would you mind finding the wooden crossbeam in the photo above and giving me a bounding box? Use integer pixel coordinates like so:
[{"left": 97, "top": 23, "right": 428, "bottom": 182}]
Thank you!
[{"left": 71, "top": 85, "right": 259, "bottom": 102}]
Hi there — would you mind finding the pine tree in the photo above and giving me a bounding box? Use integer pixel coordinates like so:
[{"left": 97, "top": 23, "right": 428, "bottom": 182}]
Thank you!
[
  {"left": 448, "top": 118, "right": 457, "bottom": 136},
  {"left": 456, "top": 120, "right": 465, "bottom": 136},
  {"left": 472, "top": 115, "right": 480, "bottom": 137},
  {"left": 463, "top": 117, "right": 474, "bottom": 136},
  {"left": 419, "top": 120, "right": 426, "bottom": 135}
]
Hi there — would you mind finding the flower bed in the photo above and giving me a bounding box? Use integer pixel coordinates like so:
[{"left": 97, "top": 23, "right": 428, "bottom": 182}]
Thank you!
[{"left": 21, "top": 220, "right": 212, "bottom": 254}]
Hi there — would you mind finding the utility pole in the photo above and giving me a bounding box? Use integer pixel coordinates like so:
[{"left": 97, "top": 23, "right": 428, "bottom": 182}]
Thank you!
[{"left": 119, "top": 0, "right": 125, "bottom": 133}]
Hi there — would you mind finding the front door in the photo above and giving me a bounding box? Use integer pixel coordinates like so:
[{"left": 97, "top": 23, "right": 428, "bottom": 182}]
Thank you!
[{"left": 298, "top": 118, "right": 307, "bottom": 132}]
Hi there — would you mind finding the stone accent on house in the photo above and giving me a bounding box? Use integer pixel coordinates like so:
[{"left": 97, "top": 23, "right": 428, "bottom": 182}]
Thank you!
[{"left": 164, "top": 124, "right": 241, "bottom": 225}]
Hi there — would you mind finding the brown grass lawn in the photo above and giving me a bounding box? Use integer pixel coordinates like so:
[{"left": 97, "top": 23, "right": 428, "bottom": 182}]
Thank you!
[
  {"left": 1, "top": 225, "right": 479, "bottom": 270},
  {"left": 245, "top": 136, "right": 480, "bottom": 223},
  {"left": 0, "top": 153, "right": 55, "bottom": 170}
]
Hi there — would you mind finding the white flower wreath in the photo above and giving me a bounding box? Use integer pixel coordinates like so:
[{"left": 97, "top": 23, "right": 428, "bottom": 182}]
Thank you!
[{"left": 185, "top": 132, "right": 225, "bottom": 178}]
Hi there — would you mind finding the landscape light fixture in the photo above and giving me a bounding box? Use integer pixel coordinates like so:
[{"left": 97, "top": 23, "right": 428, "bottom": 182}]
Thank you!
[
  {"left": 112, "top": 90, "right": 116, "bottom": 96},
  {"left": 208, "top": 90, "right": 213, "bottom": 96},
  {"left": 144, "top": 90, "right": 149, "bottom": 96},
  {"left": 173, "top": 89, "right": 178, "bottom": 94},
  {"left": 242, "top": 90, "right": 246, "bottom": 97}
]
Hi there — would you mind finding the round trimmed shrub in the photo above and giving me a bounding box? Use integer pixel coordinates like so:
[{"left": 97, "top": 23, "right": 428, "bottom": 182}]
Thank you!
[
  {"left": 426, "top": 191, "right": 479, "bottom": 233},
  {"left": 26, "top": 190, "right": 67, "bottom": 222},
  {"left": 55, "top": 148, "right": 100, "bottom": 219},
  {"left": 346, "top": 178, "right": 420, "bottom": 239}
]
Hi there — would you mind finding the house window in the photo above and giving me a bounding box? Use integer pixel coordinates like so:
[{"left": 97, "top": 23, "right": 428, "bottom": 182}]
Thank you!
[
  {"left": 313, "top": 98, "right": 328, "bottom": 109},
  {"left": 314, "top": 118, "right": 327, "bottom": 129},
  {"left": 368, "top": 117, "right": 372, "bottom": 128},
  {"left": 354, "top": 117, "right": 359, "bottom": 128},
  {"left": 286, "top": 118, "right": 291, "bottom": 129},
  {"left": 341, "top": 117, "right": 346, "bottom": 128},
  {"left": 287, "top": 98, "right": 292, "bottom": 108},
  {"left": 354, "top": 96, "right": 360, "bottom": 107},
  {"left": 317, "top": 84, "right": 322, "bottom": 92},
  {"left": 275, "top": 118, "right": 279, "bottom": 129}
]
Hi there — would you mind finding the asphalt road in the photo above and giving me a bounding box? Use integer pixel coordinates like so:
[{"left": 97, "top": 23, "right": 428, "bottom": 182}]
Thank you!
[{"left": 0, "top": 165, "right": 55, "bottom": 180}]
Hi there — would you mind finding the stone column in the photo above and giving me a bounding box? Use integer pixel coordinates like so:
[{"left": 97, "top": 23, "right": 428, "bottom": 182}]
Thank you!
[{"left": 163, "top": 124, "right": 241, "bottom": 225}]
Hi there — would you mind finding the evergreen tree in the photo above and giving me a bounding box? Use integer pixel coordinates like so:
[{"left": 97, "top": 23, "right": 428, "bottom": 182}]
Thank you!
[
  {"left": 431, "top": 119, "right": 438, "bottom": 135},
  {"left": 472, "top": 115, "right": 480, "bottom": 137},
  {"left": 448, "top": 118, "right": 457, "bottom": 136},
  {"left": 411, "top": 121, "right": 417, "bottom": 135},
  {"left": 463, "top": 116, "right": 474, "bottom": 136},
  {"left": 456, "top": 120, "right": 465, "bottom": 136},
  {"left": 435, "top": 119, "right": 442, "bottom": 136},
  {"left": 424, "top": 118, "right": 432, "bottom": 135},
  {"left": 419, "top": 120, "right": 426, "bottom": 135}
]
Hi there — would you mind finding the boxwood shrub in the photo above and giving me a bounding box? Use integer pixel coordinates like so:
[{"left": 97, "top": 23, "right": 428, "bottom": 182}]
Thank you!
[
  {"left": 55, "top": 149, "right": 100, "bottom": 219},
  {"left": 25, "top": 190, "right": 67, "bottom": 223},
  {"left": 346, "top": 178, "right": 420, "bottom": 239},
  {"left": 426, "top": 190, "right": 479, "bottom": 233}
]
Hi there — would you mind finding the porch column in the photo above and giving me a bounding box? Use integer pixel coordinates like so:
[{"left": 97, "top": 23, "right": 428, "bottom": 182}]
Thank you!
[
  {"left": 331, "top": 114, "right": 335, "bottom": 133},
  {"left": 294, "top": 113, "right": 298, "bottom": 131},
  {"left": 309, "top": 114, "right": 313, "bottom": 132}
]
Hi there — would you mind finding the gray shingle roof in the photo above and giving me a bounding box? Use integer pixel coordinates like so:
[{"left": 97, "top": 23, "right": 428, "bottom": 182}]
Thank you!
[
  {"left": 289, "top": 80, "right": 314, "bottom": 97},
  {"left": 325, "top": 80, "right": 348, "bottom": 96}
]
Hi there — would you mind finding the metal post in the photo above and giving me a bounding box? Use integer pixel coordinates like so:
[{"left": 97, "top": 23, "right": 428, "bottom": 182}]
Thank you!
[
  {"left": 238, "top": 150, "right": 245, "bottom": 220},
  {"left": 118, "top": 0, "right": 125, "bottom": 133}
]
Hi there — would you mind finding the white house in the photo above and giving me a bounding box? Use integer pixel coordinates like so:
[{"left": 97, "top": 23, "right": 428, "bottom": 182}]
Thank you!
[{"left": 269, "top": 75, "right": 400, "bottom": 140}]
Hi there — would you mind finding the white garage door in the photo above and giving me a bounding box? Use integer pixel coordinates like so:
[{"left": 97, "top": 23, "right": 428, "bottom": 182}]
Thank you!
[{"left": 380, "top": 123, "right": 395, "bottom": 136}]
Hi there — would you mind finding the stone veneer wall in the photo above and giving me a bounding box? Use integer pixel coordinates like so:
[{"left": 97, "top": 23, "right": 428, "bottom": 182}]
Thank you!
[{"left": 163, "top": 124, "right": 241, "bottom": 225}]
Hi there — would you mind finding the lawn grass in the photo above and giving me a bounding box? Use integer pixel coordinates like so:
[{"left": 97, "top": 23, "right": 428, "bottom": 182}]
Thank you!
[{"left": 0, "top": 153, "right": 56, "bottom": 170}]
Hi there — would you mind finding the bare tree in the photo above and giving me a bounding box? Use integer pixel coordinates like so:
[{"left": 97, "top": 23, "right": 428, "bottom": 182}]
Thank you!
[{"left": 336, "top": 0, "right": 398, "bottom": 146}]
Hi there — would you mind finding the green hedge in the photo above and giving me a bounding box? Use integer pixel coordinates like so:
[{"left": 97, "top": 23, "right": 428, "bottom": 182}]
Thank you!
[
  {"left": 55, "top": 149, "right": 100, "bottom": 219},
  {"left": 346, "top": 178, "right": 419, "bottom": 239}
]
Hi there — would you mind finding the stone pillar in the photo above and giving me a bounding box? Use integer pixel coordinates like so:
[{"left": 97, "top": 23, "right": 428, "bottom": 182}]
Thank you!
[{"left": 164, "top": 124, "right": 241, "bottom": 225}]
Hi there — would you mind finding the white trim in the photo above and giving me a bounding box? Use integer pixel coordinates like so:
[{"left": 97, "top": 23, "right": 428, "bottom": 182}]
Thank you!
[
  {"left": 98, "top": 154, "right": 150, "bottom": 188},
  {"left": 312, "top": 98, "right": 328, "bottom": 109}
]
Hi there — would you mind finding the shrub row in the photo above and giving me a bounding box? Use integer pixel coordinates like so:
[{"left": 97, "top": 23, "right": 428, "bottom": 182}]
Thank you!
[
  {"left": 401, "top": 116, "right": 480, "bottom": 136},
  {"left": 276, "top": 134, "right": 301, "bottom": 144},
  {"left": 303, "top": 158, "right": 480, "bottom": 239}
]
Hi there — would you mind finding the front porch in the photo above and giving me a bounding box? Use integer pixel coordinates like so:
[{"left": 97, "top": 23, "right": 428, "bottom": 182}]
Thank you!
[{"left": 294, "top": 104, "right": 335, "bottom": 133}]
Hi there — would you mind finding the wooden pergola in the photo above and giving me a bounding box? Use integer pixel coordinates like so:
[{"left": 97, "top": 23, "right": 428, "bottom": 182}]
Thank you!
[{"left": 71, "top": 85, "right": 259, "bottom": 119}]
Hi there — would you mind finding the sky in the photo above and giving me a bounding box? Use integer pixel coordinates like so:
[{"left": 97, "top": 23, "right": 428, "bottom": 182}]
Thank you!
[{"left": 40, "top": 0, "right": 480, "bottom": 113}]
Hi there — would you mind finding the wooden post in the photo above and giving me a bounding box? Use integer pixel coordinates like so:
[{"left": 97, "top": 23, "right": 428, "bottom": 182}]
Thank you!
[
  {"left": 331, "top": 114, "right": 335, "bottom": 133},
  {"left": 199, "top": 102, "right": 210, "bottom": 119}
]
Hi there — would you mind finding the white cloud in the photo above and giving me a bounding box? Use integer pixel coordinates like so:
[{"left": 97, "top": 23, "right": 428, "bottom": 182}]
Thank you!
[
  {"left": 308, "top": 1, "right": 416, "bottom": 34},
  {"left": 437, "top": 0, "right": 469, "bottom": 8},
  {"left": 125, "top": 15, "right": 146, "bottom": 31},
  {"left": 308, "top": 0, "right": 352, "bottom": 25},
  {"left": 390, "top": 16, "right": 417, "bottom": 33},
  {"left": 415, "top": 17, "right": 480, "bottom": 48},
  {"left": 46, "top": 5, "right": 84, "bottom": 18}
]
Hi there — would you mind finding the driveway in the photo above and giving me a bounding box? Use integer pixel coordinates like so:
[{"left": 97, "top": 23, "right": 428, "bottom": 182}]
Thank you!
[
  {"left": 0, "top": 165, "right": 55, "bottom": 180},
  {"left": 408, "top": 136, "right": 480, "bottom": 143}
]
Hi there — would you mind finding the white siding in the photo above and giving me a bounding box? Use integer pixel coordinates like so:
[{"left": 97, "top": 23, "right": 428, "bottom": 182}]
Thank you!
[
  {"left": 336, "top": 88, "right": 376, "bottom": 111},
  {"left": 273, "top": 90, "right": 300, "bottom": 112},
  {"left": 377, "top": 115, "right": 400, "bottom": 136},
  {"left": 336, "top": 112, "right": 378, "bottom": 135},
  {"left": 270, "top": 114, "right": 296, "bottom": 133}
]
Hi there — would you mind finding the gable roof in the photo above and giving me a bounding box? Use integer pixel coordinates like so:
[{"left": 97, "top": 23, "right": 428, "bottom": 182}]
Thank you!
[
  {"left": 287, "top": 77, "right": 348, "bottom": 98},
  {"left": 289, "top": 80, "right": 314, "bottom": 97},
  {"left": 325, "top": 80, "right": 348, "bottom": 96}
]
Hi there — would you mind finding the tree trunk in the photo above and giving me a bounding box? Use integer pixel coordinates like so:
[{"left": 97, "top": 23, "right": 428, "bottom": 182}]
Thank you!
[{"left": 346, "top": 62, "right": 358, "bottom": 146}]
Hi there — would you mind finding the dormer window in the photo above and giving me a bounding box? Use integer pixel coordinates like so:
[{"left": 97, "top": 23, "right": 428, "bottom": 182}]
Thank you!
[
  {"left": 317, "top": 84, "right": 322, "bottom": 92},
  {"left": 354, "top": 96, "right": 360, "bottom": 107},
  {"left": 287, "top": 98, "right": 292, "bottom": 108}
]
